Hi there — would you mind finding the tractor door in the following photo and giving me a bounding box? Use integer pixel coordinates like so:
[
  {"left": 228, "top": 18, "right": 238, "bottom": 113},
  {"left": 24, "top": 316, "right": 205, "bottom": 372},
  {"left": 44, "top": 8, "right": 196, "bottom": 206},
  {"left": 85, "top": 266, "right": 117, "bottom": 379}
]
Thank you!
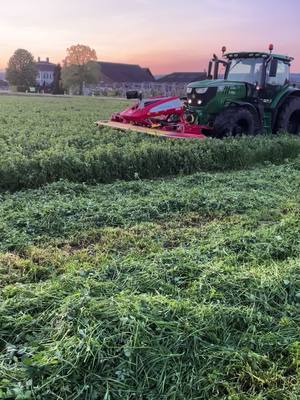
[{"left": 263, "top": 59, "right": 290, "bottom": 99}]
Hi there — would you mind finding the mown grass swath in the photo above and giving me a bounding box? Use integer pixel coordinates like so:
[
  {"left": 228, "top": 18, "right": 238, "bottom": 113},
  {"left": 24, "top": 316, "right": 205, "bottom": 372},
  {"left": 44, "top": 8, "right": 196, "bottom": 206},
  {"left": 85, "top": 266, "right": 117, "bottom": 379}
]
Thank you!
[{"left": 0, "top": 96, "right": 300, "bottom": 399}]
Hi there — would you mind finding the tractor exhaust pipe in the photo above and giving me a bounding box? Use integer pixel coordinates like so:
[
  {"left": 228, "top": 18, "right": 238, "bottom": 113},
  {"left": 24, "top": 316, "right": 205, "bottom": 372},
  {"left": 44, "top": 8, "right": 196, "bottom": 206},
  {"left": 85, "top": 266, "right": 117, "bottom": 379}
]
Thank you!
[
  {"left": 213, "top": 58, "right": 219, "bottom": 80},
  {"left": 208, "top": 47, "right": 228, "bottom": 81},
  {"left": 208, "top": 61, "right": 213, "bottom": 79}
]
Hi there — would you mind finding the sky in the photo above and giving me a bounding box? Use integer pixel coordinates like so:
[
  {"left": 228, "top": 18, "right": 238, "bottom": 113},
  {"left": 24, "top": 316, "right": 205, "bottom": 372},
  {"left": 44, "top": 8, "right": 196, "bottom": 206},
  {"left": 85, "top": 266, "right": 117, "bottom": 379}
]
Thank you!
[{"left": 1, "top": 0, "right": 300, "bottom": 73}]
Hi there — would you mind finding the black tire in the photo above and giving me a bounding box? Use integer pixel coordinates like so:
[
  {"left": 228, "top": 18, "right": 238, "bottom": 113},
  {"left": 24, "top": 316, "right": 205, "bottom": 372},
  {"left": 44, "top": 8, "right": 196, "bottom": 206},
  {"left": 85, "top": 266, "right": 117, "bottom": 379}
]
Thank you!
[
  {"left": 213, "top": 107, "right": 255, "bottom": 138},
  {"left": 276, "top": 97, "right": 300, "bottom": 135}
]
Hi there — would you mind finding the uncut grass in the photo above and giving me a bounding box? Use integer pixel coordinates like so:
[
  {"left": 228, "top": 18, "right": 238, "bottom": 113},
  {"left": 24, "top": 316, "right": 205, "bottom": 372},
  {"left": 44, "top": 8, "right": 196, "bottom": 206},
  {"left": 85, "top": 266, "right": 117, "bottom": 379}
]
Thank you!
[
  {"left": 1, "top": 96, "right": 300, "bottom": 191},
  {"left": 1, "top": 163, "right": 300, "bottom": 399}
]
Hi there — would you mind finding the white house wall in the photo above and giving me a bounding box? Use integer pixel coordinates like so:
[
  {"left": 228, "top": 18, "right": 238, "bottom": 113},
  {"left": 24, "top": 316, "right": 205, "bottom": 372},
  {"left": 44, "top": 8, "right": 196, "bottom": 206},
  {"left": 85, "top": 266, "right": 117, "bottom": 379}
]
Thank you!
[{"left": 36, "top": 71, "right": 54, "bottom": 85}]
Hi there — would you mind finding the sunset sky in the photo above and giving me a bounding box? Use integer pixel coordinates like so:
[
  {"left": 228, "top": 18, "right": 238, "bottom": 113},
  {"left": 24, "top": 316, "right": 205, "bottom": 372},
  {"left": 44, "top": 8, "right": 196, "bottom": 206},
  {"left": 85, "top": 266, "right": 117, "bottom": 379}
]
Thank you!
[{"left": 1, "top": 0, "right": 300, "bottom": 73}]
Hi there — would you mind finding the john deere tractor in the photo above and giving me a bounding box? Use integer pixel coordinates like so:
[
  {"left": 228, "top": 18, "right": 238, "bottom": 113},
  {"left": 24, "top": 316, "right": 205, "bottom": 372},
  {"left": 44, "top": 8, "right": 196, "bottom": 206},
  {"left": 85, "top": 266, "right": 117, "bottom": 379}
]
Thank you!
[{"left": 185, "top": 45, "right": 300, "bottom": 137}]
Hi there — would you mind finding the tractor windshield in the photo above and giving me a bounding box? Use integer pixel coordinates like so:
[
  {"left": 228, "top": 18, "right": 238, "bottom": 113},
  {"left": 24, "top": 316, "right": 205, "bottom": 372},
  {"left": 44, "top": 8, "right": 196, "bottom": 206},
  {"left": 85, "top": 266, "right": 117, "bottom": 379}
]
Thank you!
[{"left": 226, "top": 58, "right": 264, "bottom": 85}]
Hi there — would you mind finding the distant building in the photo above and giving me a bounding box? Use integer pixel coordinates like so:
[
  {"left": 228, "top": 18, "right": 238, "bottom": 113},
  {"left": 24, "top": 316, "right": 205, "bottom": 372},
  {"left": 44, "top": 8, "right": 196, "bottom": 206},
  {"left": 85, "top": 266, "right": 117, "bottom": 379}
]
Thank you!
[
  {"left": 143, "top": 68, "right": 155, "bottom": 81},
  {"left": 0, "top": 79, "right": 8, "bottom": 90},
  {"left": 84, "top": 61, "right": 207, "bottom": 97},
  {"left": 0, "top": 71, "right": 8, "bottom": 91},
  {"left": 36, "top": 57, "right": 56, "bottom": 86},
  {"left": 97, "top": 61, "right": 155, "bottom": 83},
  {"left": 84, "top": 61, "right": 155, "bottom": 96},
  {"left": 157, "top": 72, "right": 207, "bottom": 83},
  {"left": 290, "top": 73, "right": 300, "bottom": 88}
]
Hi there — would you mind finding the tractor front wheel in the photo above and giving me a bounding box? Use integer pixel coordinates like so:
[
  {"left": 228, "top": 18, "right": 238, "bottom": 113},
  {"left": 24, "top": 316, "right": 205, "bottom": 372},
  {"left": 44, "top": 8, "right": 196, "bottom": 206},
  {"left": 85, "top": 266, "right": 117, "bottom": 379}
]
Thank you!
[
  {"left": 213, "top": 107, "right": 255, "bottom": 138},
  {"left": 276, "top": 97, "right": 300, "bottom": 135}
]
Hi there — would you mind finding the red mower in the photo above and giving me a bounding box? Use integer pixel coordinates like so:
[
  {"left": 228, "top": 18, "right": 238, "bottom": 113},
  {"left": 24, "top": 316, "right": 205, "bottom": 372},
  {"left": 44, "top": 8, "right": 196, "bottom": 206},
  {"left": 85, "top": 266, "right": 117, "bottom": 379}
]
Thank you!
[{"left": 97, "top": 91, "right": 208, "bottom": 139}]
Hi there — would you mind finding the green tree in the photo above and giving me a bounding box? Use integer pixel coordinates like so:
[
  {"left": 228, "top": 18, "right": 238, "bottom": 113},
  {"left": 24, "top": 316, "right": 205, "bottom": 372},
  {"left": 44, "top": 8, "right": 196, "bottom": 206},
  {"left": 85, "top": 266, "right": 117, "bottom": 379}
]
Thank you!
[
  {"left": 6, "top": 49, "right": 37, "bottom": 91},
  {"left": 62, "top": 44, "right": 99, "bottom": 95},
  {"left": 52, "top": 64, "right": 64, "bottom": 95}
]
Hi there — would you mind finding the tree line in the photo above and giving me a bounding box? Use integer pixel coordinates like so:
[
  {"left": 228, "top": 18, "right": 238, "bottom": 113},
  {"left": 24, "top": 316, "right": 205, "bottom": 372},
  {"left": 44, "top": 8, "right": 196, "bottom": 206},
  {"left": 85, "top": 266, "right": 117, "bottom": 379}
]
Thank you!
[{"left": 5, "top": 44, "right": 100, "bottom": 95}]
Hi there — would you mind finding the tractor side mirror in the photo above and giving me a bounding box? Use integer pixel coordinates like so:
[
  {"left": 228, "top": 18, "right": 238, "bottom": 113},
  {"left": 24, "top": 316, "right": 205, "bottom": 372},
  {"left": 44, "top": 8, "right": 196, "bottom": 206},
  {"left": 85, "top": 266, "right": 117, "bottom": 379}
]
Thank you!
[{"left": 269, "top": 59, "right": 278, "bottom": 77}]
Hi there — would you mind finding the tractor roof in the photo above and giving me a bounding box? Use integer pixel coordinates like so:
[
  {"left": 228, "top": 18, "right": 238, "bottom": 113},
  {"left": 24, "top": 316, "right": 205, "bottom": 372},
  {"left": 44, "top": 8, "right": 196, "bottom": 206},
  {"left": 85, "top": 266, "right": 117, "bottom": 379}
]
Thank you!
[{"left": 225, "top": 52, "right": 294, "bottom": 62}]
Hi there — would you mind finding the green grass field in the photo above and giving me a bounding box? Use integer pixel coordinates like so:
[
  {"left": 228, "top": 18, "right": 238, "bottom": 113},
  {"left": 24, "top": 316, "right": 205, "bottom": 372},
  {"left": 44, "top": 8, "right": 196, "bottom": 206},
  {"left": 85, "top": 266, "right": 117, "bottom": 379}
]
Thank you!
[
  {"left": 1, "top": 95, "right": 300, "bottom": 191},
  {"left": 0, "top": 95, "right": 300, "bottom": 399}
]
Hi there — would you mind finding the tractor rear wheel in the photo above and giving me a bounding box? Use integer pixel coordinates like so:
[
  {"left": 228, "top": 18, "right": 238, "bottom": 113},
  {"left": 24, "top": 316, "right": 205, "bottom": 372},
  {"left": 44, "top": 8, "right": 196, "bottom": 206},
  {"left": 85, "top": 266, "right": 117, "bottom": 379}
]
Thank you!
[
  {"left": 276, "top": 97, "right": 300, "bottom": 135},
  {"left": 213, "top": 107, "right": 255, "bottom": 138}
]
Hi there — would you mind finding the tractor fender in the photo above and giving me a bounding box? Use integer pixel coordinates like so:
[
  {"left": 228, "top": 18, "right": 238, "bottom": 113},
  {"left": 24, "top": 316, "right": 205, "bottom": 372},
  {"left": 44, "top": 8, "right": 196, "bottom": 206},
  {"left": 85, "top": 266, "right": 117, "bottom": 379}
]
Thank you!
[
  {"left": 228, "top": 100, "right": 262, "bottom": 125},
  {"left": 272, "top": 88, "right": 300, "bottom": 129}
]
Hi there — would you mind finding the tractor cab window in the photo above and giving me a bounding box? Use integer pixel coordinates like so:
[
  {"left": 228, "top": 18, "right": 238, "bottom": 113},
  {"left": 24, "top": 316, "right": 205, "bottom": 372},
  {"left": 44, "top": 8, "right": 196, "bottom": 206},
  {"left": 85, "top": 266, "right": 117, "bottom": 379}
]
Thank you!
[
  {"left": 266, "top": 60, "right": 290, "bottom": 86},
  {"left": 226, "top": 58, "right": 264, "bottom": 85}
]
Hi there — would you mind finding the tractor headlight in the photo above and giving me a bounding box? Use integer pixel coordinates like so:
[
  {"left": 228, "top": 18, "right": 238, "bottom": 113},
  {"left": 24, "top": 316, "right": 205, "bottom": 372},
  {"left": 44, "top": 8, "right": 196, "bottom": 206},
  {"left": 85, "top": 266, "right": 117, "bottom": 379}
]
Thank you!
[
  {"left": 187, "top": 87, "right": 193, "bottom": 94},
  {"left": 195, "top": 87, "right": 208, "bottom": 94}
]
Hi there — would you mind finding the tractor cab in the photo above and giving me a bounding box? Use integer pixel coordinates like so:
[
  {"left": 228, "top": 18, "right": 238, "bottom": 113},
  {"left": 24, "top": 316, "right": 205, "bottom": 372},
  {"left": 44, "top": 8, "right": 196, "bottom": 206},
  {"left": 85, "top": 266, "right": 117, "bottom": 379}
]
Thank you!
[
  {"left": 224, "top": 51, "right": 292, "bottom": 98},
  {"left": 207, "top": 46, "right": 293, "bottom": 94}
]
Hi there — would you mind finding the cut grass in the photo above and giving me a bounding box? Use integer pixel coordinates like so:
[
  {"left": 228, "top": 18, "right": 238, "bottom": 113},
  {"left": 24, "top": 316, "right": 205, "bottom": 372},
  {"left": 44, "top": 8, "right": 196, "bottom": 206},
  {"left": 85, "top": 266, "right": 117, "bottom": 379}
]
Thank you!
[
  {"left": 0, "top": 160, "right": 299, "bottom": 251},
  {"left": 1, "top": 161, "right": 300, "bottom": 399}
]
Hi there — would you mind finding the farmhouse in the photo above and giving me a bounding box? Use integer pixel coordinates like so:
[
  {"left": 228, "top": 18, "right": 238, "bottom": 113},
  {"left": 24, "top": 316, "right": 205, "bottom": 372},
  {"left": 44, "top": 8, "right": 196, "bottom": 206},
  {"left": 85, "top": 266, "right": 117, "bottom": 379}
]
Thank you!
[{"left": 36, "top": 57, "right": 56, "bottom": 87}]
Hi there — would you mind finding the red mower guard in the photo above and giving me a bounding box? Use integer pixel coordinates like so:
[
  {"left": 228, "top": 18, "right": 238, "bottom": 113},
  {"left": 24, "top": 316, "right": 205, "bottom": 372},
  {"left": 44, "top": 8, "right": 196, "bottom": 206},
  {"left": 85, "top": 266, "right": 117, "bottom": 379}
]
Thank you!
[{"left": 97, "top": 96, "right": 209, "bottom": 139}]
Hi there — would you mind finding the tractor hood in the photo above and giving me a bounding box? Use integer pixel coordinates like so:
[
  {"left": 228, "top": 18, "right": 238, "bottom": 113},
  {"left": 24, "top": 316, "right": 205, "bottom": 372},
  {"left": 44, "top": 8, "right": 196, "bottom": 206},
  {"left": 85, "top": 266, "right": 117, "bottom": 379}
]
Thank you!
[{"left": 186, "top": 79, "right": 248, "bottom": 109}]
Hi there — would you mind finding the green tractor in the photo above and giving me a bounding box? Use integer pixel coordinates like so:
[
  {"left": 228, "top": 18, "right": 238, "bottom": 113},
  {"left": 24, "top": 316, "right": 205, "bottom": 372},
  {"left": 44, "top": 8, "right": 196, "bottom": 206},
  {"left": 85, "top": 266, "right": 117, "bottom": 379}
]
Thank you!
[{"left": 185, "top": 45, "right": 300, "bottom": 137}]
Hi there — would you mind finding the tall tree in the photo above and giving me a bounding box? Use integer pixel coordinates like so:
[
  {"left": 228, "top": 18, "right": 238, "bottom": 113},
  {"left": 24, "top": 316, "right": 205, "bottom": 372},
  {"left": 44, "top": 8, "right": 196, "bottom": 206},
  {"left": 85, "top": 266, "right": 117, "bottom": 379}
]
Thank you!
[
  {"left": 62, "top": 44, "right": 99, "bottom": 95},
  {"left": 52, "top": 64, "right": 64, "bottom": 95},
  {"left": 6, "top": 49, "right": 37, "bottom": 91}
]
